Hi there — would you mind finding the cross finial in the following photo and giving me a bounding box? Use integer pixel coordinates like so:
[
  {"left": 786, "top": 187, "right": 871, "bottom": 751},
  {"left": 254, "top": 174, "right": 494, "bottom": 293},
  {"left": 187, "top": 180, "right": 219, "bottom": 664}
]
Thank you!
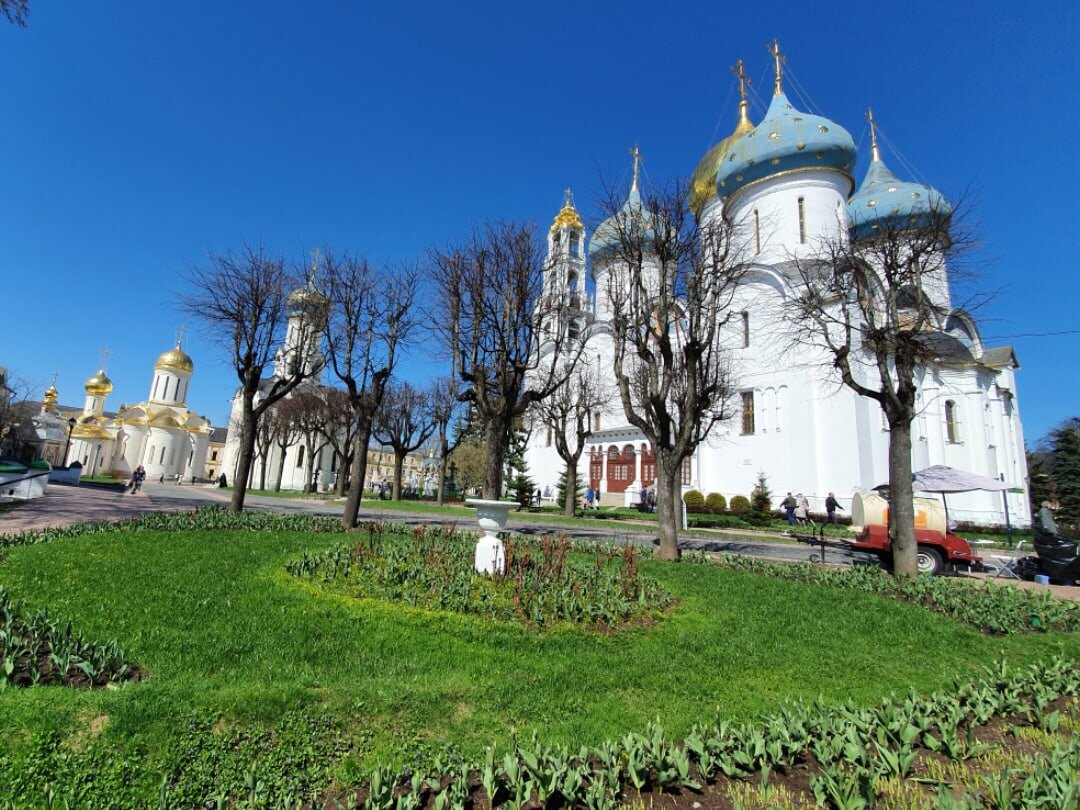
[
  {"left": 563, "top": 187, "right": 574, "bottom": 208},
  {"left": 866, "top": 107, "right": 881, "bottom": 162},
  {"left": 309, "top": 248, "right": 322, "bottom": 284},
  {"left": 767, "top": 39, "right": 786, "bottom": 96},
  {"left": 630, "top": 144, "right": 643, "bottom": 192},
  {"left": 731, "top": 58, "right": 750, "bottom": 102},
  {"left": 731, "top": 57, "right": 752, "bottom": 126},
  {"left": 98, "top": 345, "right": 113, "bottom": 371},
  {"left": 175, "top": 324, "right": 187, "bottom": 349}
]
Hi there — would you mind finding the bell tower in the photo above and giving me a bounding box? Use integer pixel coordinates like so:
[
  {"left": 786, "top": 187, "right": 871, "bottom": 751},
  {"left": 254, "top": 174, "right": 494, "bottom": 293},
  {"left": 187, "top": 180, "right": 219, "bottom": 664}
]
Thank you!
[{"left": 541, "top": 188, "right": 588, "bottom": 342}]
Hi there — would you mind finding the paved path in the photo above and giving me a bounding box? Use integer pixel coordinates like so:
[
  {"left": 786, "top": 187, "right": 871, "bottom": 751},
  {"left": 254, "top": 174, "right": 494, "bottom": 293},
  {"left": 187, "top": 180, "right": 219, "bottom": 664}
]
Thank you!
[{"left": 4, "top": 483, "right": 1077, "bottom": 601}]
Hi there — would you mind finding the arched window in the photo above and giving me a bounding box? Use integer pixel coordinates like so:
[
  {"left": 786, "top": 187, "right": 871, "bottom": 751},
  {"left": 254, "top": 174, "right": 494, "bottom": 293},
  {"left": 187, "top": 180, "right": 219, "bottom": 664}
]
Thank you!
[
  {"left": 569, "top": 233, "right": 580, "bottom": 255},
  {"left": 797, "top": 196, "right": 807, "bottom": 243},
  {"left": 296, "top": 445, "right": 305, "bottom": 467},
  {"left": 753, "top": 209, "right": 761, "bottom": 253},
  {"left": 945, "top": 400, "right": 961, "bottom": 443}
]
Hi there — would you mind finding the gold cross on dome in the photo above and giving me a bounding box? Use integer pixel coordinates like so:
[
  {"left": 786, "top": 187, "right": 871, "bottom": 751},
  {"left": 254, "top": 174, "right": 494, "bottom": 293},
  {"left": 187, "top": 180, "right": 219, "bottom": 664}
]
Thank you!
[
  {"left": 767, "top": 39, "right": 786, "bottom": 95},
  {"left": 866, "top": 107, "right": 881, "bottom": 161},
  {"left": 175, "top": 324, "right": 187, "bottom": 348},
  {"left": 630, "top": 144, "right": 643, "bottom": 191},
  {"left": 731, "top": 58, "right": 750, "bottom": 102},
  {"left": 98, "top": 345, "right": 113, "bottom": 371},
  {"left": 563, "top": 187, "right": 574, "bottom": 208}
]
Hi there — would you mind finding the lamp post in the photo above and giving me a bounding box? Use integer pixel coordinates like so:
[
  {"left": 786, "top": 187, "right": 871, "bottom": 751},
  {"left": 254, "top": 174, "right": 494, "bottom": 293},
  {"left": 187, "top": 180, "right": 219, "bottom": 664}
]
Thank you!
[{"left": 64, "top": 417, "right": 76, "bottom": 467}]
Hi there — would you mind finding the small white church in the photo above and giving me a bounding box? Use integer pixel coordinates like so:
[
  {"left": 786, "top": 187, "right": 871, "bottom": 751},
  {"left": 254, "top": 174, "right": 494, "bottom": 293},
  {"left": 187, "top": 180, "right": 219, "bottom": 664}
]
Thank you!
[
  {"left": 525, "top": 47, "right": 1029, "bottom": 528},
  {"left": 57, "top": 340, "right": 213, "bottom": 480}
]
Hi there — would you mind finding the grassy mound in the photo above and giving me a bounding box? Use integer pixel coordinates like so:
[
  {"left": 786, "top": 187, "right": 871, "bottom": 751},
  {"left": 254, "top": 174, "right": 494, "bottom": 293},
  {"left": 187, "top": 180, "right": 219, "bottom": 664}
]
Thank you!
[{"left": 0, "top": 515, "right": 1077, "bottom": 805}]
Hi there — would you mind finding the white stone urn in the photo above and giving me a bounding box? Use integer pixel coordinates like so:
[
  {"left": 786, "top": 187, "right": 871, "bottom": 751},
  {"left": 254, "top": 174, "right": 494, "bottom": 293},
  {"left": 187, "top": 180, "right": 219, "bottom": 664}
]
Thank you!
[{"left": 465, "top": 498, "right": 514, "bottom": 574}]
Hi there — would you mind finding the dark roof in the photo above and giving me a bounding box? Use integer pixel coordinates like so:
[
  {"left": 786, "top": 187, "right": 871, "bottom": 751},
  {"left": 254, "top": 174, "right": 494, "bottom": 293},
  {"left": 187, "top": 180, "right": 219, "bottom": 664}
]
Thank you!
[
  {"left": 209, "top": 426, "right": 229, "bottom": 443},
  {"left": 980, "top": 345, "right": 1018, "bottom": 369}
]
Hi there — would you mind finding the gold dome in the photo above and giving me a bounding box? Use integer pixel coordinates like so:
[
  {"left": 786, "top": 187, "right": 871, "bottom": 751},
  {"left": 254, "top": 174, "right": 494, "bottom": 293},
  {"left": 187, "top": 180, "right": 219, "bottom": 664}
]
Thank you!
[
  {"left": 84, "top": 369, "right": 113, "bottom": 395},
  {"left": 43, "top": 383, "right": 59, "bottom": 404},
  {"left": 155, "top": 345, "right": 194, "bottom": 373},
  {"left": 549, "top": 189, "right": 584, "bottom": 232},
  {"left": 689, "top": 110, "right": 753, "bottom": 217}
]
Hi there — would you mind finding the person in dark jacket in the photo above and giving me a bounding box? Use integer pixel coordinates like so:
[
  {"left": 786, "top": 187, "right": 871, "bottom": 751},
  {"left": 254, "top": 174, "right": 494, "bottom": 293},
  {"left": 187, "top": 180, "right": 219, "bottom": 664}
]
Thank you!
[
  {"left": 825, "top": 492, "right": 844, "bottom": 526},
  {"left": 781, "top": 492, "right": 797, "bottom": 525}
]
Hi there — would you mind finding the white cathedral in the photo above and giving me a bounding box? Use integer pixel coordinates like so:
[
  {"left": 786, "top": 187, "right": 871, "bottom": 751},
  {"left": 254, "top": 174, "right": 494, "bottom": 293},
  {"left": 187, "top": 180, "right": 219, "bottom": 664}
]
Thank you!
[
  {"left": 42, "top": 340, "right": 214, "bottom": 479},
  {"left": 525, "top": 49, "right": 1029, "bottom": 528}
]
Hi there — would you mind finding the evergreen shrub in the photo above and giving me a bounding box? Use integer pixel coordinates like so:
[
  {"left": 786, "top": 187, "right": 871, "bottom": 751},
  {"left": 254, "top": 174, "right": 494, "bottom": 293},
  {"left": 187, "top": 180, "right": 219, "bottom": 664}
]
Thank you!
[
  {"left": 729, "top": 495, "right": 751, "bottom": 513},
  {"left": 682, "top": 490, "right": 706, "bottom": 512},
  {"left": 705, "top": 492, "right": 727, "bottom": 513}
]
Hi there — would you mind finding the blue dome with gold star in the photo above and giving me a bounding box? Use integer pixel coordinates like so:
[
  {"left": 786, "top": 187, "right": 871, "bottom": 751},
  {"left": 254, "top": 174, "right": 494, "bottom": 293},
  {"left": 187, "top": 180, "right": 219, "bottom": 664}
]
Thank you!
[
  {"left": 847, "top": 154, "right": 951, "bottom": 240},
  {"left": 715, "top": 90, "right": 856, "bottom": 201}
]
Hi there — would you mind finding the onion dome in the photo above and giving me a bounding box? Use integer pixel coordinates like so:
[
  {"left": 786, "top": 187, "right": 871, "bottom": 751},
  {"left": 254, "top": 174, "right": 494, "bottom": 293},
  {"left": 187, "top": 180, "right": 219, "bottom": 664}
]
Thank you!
[
  {"left": 155, "top": 343, "right": 194, "bottom": 373},
  {"left": 84, "top": 369, "right": 113, "bottom": 395},
  {"left": 288, "top": 252, "right": 330, "bottom": 310},
  {"left": 690, "top": 59, "right": 755, "bottom": 216},
  {"left": 43, "top": 378, "right": 59, "bottom": 405},
  {"left": 550, "top": 189, "right": 584, "bottom": 232},
  {"left": 846, "top": 109, "right": 951, "bottom": 240},
  {"left": 589, "top": 147, "right": 661, "bottom": 260},
  {"left": 716, "top": 42, "right": 855, "bottom": 201},
  {"left": 287, "top": 279, "right": 329, "bottom": 309}
]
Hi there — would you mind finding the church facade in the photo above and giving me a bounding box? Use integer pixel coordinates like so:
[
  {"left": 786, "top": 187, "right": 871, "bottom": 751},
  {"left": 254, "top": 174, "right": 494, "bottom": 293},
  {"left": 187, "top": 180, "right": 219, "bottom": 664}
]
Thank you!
[
  {"left": 525, "top": 50, "right": 1029, "bottom": 528},
  {"left": 55, "top": 342, "right": 213, "bottom": 480}
]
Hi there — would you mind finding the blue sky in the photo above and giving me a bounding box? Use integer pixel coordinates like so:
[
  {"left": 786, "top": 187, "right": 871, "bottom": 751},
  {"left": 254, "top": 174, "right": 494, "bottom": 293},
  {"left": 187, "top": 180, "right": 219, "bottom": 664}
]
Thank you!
[{"left": 2, "top": 1, "right": 1077, "bottom": 446}]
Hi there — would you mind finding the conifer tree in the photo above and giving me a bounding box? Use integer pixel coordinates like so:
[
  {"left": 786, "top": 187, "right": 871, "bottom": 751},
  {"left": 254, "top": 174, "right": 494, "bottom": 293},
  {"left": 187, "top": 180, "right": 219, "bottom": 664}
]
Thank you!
[{"left": 1049, "top": 418, "right": 1080, "bottom": 526}]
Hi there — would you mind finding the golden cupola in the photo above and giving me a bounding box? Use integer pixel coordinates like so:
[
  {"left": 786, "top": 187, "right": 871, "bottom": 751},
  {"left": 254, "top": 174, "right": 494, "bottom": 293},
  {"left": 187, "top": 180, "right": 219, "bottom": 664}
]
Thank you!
[
  {"left": 155, "top": 343, "right": 194, "bottom": 374},
  {"left": 689, "top": 58, "right": 755, "bottom": 217},
  {"left": 84, "top": 369, "right": 113, "bottom": 396},
  {"left": 550, "top": 189, "right": 584, "bottom": 232}
]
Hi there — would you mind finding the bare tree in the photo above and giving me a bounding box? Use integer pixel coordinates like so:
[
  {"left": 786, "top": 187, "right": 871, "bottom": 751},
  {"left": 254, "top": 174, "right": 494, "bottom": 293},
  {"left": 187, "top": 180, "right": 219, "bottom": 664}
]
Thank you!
[
  {"left": 431, "top": 221, "right": 583, "bottom": 499},
  {"left": 323, "top": 252, "right": 420, "bottom": 526},
  {"left": 372, "top": 381, "right": 437, "bottom": 499},
  {"left": 182, "top": 247, "right": 319, "bottom": 510},
  {"left": 788, "top": 200, "right": 971, "bottom": 576},
  {"left": 1, "top": 0, "right": 29, "bottom": 27},
  {"left": 253, "top": 405, "right": 275, "bottom": 491},
  {"left": 534, "top": 360, "right": 611, "bottom": 516},
  {"left": 429, "top": 376, "right": 460, "bottom": 506},
  {"left": 291, "top": 390, "right": 330, "bottom": 492},
  {"left": 268, "top": 397, "right": 302, "bottom": 492},
  {"left": 598, "top": 178, "right": 747, "bottom": 560},
  {"left": 315, "top": 387, "right": 358, "bottom": 496}
]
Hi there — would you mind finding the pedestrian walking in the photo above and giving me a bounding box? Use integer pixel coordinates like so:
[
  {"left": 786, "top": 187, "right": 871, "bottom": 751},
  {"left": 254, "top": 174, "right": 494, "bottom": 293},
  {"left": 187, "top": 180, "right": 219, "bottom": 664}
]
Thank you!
[{"left": 825, "top": 492, "right": 844, "bottom": 527}]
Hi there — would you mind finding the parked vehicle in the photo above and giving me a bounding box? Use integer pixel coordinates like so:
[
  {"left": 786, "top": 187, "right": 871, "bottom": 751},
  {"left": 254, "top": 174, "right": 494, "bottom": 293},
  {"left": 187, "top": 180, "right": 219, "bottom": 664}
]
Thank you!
[{"left": 849, "top": 491, "right": 981, "bottom": 575}]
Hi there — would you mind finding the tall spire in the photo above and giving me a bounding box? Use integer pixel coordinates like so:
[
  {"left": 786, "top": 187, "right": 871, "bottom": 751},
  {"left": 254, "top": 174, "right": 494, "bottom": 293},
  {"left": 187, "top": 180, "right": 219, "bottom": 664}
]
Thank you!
[
  {"left": 866, "top": 107, "right": 881, "bottom": 163},
  {"left": 630, "top": 144, "right": 643, "bottom": 192},
  {"left": 731, "top": 57, "right": 753, "bottom": 129},
  {"left": 767, "top": 39, "right": 786, "bottom": 96}
]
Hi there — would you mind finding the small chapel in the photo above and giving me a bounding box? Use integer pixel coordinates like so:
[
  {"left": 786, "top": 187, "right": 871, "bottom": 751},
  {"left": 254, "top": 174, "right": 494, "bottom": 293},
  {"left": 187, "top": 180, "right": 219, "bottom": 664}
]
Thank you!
[
  {"left": 524, "top": 44, "right": 1029, "bottom": 528},
  {"left": 42, "top": 338, "right": 214, "bottom": 479}
]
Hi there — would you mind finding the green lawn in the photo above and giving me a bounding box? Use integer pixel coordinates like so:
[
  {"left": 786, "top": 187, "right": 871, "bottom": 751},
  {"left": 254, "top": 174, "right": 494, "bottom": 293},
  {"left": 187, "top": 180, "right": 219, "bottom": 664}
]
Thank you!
[{"left": 0, "top": 526, "right": 1076, "bottom": 804}]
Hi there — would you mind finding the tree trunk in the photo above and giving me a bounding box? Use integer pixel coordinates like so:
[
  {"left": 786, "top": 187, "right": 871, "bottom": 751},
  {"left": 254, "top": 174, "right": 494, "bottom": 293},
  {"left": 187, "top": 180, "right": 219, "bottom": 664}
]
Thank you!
[
  {"left": 274, "top": 445, "right": 287, "bottom": 492},
  {"left": 230, "top": 401, "right": 257, "bottom": 512},
  {"left": 335, "top": 450, "right": 349, "bottom": 496},
  {"left": 342, "top": 417, "right": 373, "bottom": 527},
  {"left": 258, "top": 452, "right": 267, "bottom": 491},
  {"left": 563, "top": 461, "right": 577, "bottom": 517},
  {"left": 393, "top": 453, "right": 404, "bottom": 500},
  {"left": 887, "top": 417, "right": 918, "bottom": 577},
  {"left": 436, "top": 437, "right": 448, "bottom": 506},
  {"left": 483, "top": 418, "right": 508, "bottom": 499},
  {"left": 654, "top": 457, "right": 681, "bottom": 561},
  {"left": 304, "top": 448, "right": 315, "bottom": 494}
]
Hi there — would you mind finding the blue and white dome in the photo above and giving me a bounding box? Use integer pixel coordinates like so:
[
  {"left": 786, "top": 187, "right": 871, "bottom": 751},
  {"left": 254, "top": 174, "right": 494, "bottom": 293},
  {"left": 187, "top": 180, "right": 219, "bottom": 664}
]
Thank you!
[
  {"left": 716, "top": 91, "right": 856, "bottom": 200},
  {"left": 589, "top": 183, "right": 661, "bottom": 261},
  {"left": 847, "top": 154, "right": 951, "bottom": 240}
]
